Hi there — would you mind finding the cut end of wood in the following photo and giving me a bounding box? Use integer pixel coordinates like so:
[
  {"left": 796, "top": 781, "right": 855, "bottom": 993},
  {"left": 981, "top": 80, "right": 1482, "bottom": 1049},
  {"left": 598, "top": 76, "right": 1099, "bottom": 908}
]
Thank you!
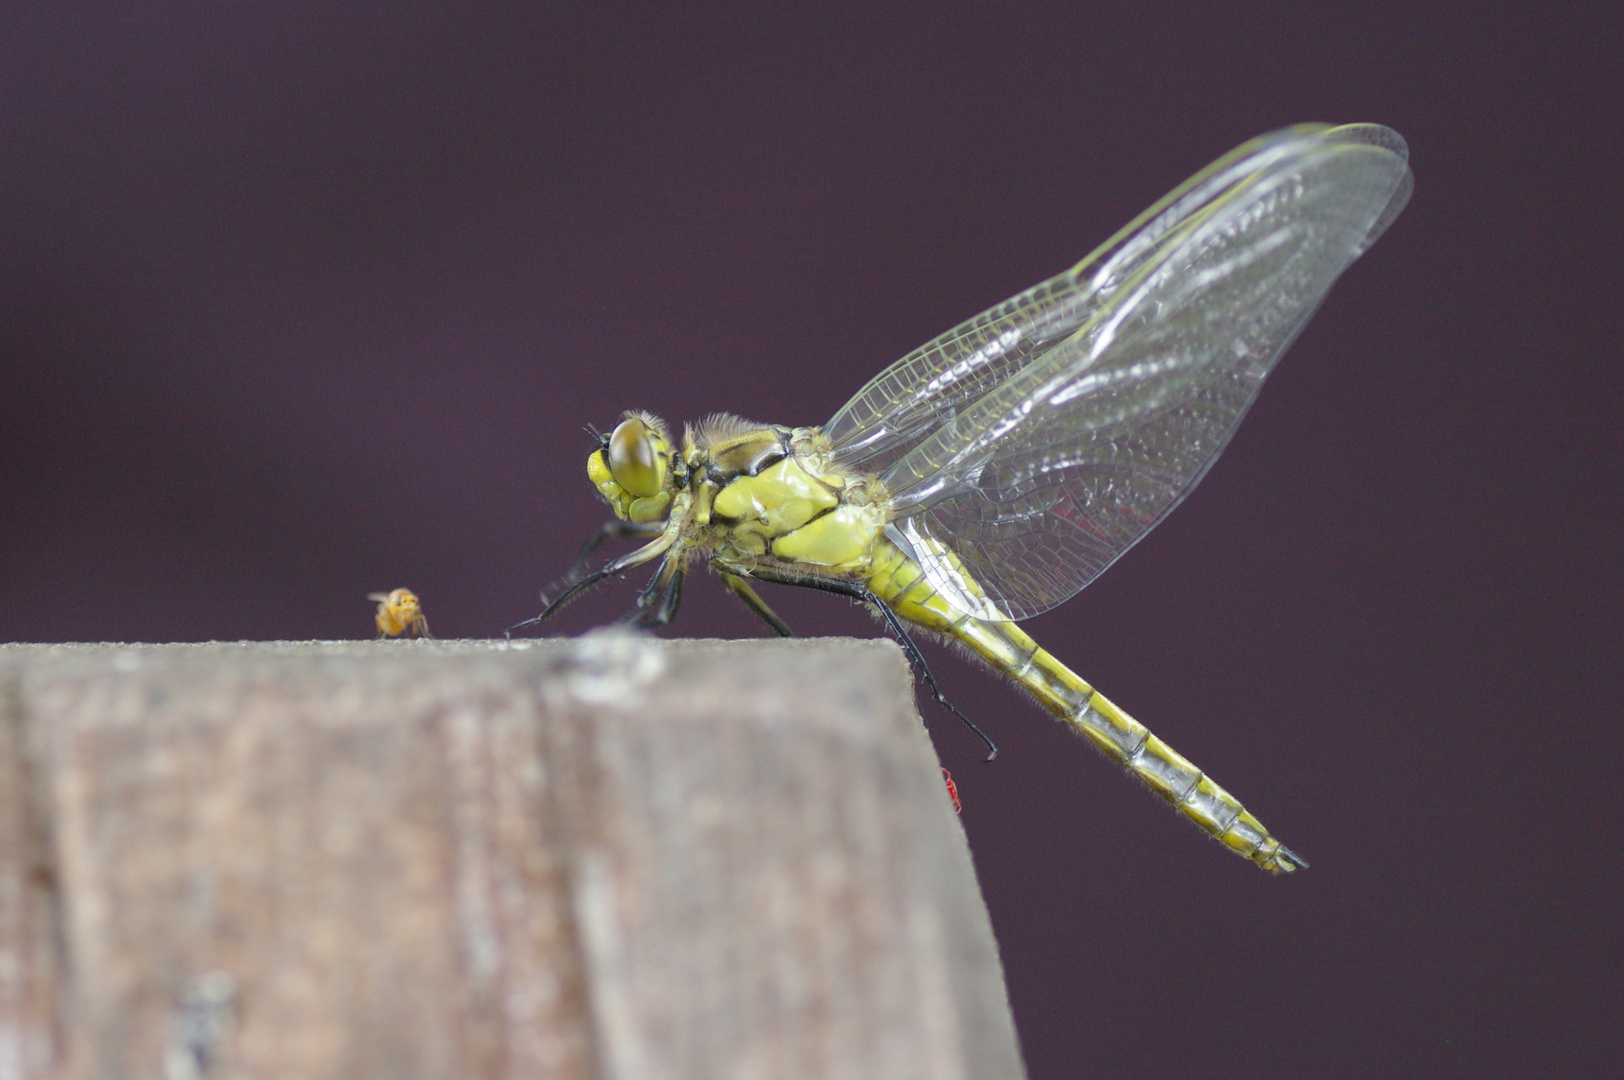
[{"left": 0, "top": 636, "right": 1025, "bottom": 1080}]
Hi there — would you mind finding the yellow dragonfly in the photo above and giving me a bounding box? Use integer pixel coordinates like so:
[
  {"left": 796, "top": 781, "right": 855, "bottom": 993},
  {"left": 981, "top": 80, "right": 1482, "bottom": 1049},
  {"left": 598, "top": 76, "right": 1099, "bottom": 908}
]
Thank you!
[{"left": 522, "top": 123, "right": 1412, "bottom": 873}]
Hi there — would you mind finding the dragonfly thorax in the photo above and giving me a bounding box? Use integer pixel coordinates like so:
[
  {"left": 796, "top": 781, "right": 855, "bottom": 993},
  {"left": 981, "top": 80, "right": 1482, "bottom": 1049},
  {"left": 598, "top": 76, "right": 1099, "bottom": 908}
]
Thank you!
[{"left": 587, "top": 411, "right": 890, "bottom": 571}]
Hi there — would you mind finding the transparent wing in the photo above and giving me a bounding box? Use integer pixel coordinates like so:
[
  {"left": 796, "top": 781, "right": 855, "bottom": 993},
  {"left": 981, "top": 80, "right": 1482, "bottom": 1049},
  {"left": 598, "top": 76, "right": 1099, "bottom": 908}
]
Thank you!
[
  {"left": 875, "top": 123, "right": 1411, "bottom": 622},
  {"left": 824, "top": 124, "right": 1407, "bottom": 477}
]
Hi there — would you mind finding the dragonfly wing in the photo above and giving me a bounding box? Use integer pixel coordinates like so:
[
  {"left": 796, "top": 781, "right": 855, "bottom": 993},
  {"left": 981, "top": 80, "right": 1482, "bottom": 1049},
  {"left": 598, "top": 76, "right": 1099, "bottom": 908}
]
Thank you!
[
  {"left": 822, "top": 266, "right": 1110, "bottom": 478},
  {"left": 880, "top": 124, "right": 1411, "bottom": 621},
  {"left": 823, "top": 124, "right": 1407, "bottom": 479}
]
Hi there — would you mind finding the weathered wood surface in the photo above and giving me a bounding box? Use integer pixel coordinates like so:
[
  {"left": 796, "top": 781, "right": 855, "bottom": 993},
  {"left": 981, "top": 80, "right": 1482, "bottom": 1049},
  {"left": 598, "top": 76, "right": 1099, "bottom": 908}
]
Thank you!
[{"left": 0, "top": 637, "right": 1025, "bottom": 1080}]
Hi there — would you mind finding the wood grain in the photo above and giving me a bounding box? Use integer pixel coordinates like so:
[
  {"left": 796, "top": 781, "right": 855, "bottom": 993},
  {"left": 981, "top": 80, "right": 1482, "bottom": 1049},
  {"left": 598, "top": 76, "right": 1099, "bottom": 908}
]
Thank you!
[{"left": 0, "top": 637, "right": 1024, "bottom": 1080}]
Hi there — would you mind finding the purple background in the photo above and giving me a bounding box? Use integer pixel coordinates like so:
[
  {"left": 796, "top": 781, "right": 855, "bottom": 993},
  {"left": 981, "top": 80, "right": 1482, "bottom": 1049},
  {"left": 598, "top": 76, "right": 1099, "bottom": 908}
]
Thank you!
[{"left": 3, "top": 4, "right": 1619, "bottom": 1077}]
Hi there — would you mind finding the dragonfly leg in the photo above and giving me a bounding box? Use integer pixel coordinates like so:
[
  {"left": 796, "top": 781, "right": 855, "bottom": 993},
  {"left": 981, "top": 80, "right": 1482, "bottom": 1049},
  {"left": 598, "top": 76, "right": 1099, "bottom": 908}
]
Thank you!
[
  {"left": 621, "top": 557, "right": 687, "bottom": 628},
  {"left": 567, "top": 520, "right": 665, "bottom": 582},
  {"left": 736, "top": 566, "right": 997, "bottom": 761},
  {"left": 537, "top": 519, "right": 667, "bottom": 606},
  {"left": 718, "top": 570, "right": 796, "bottom": 637},
  {"left": 506, "top": 530, "right": 676, "bottom": 636}
]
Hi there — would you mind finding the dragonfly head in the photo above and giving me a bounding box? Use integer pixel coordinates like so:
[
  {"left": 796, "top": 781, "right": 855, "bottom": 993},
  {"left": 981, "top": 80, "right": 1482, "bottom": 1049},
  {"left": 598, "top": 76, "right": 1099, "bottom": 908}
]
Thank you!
[{"left": 588, "top": 411, "right": 676, "bottom": 523}]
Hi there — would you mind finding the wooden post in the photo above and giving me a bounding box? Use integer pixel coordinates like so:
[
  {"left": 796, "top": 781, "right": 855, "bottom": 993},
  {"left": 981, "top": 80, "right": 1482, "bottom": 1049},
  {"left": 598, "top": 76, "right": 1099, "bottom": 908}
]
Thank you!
[{"left": 0, "top": 637, "right": 1025, "bottom": 1080}]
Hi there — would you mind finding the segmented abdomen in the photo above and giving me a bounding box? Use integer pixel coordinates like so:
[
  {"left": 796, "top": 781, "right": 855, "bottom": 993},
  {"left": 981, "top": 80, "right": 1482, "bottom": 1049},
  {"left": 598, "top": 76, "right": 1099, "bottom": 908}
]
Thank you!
[{"left": 864, "top": 538, "right": 1304, "bottom": 873}]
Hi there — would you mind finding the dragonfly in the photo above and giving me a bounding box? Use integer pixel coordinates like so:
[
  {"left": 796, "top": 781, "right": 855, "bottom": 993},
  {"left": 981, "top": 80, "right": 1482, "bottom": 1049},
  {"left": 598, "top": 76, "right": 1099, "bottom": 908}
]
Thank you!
[{"left": 522, "top": 123, "right": 1412, "bottom": 873}]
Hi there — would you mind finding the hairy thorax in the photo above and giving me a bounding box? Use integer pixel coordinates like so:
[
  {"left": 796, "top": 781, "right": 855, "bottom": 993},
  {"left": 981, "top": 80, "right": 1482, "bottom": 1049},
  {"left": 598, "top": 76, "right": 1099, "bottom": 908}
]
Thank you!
[{"left": 683, "top": 417, "right": 889, "bottom": 573}]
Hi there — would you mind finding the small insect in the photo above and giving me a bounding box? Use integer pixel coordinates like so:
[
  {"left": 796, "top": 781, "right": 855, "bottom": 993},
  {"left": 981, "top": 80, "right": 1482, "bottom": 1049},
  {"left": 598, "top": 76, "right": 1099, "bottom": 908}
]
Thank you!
[
  {"left": 942, "top": 768, "right": 962, "bottom": 815},
  {"left": 521, "top": 124, "right": 1411, "bottom": 872},
  {"left": 370, "top": 588, "right": 432, "bottom": 639}
]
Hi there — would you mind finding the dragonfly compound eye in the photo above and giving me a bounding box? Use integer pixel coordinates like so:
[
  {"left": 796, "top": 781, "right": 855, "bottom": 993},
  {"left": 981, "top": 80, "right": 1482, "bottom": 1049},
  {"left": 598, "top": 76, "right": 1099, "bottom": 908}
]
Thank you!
[{"left": 607, "top": 417, "right": 666, "bottom": 498}]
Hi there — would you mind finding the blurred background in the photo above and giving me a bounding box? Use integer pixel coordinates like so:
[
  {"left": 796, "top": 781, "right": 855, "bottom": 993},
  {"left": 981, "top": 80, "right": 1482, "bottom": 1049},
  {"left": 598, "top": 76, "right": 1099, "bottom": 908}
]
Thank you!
[{"left": 2, "top": 3, "right": 1618, "bottom": 1077}]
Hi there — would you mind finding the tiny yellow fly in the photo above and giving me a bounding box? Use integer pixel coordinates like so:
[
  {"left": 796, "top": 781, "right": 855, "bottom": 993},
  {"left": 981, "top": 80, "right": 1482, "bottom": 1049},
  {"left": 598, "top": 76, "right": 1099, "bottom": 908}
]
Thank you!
[{"left": 370, "top": 588, "right": 432, "bottom": 639}]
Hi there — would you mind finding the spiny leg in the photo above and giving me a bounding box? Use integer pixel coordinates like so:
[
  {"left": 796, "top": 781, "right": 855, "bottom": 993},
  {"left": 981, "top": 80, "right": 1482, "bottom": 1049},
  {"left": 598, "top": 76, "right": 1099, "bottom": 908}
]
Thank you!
[
  {"left": 718, "top": 570, "right": 796, "bottom": 638},
  {"left": 507, "top": 531, "right": 675, "bottom": 636},
  {"left": 541, "top": 519, "right": 667, "bottom": 604},
  {"left": 506, "top": 565, "right": 624, "bottom": 635},
  {"left": 738, "top": 565, "right": 997, "bottom": 761},
  {"left": 621, "top": 556, "right": 687, "bottom": 628}
]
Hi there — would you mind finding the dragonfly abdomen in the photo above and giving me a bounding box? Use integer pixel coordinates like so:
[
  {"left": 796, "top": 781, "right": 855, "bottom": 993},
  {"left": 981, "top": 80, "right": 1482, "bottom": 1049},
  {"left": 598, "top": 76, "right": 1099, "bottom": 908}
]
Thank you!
[
  {"left": 866, "top": 538, "right": 1304, "bottom": 873},
  {"left": 1064, "top": 682, "right": 1306, "bottom": 873}
]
